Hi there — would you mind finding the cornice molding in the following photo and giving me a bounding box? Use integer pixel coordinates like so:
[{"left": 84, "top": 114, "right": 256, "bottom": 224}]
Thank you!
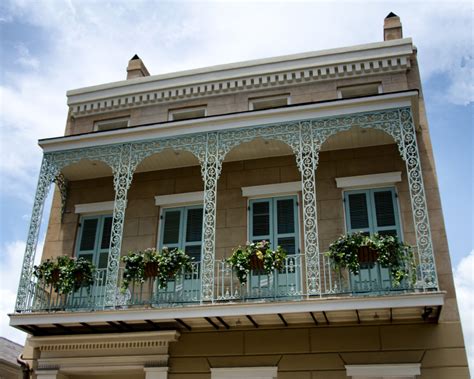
[{"left": 68, "top": 39, "right": 413, "bottom": 117}]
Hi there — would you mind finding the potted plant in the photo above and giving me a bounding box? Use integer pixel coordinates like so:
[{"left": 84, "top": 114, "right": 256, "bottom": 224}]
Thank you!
[
  {"left": 71, "top": 257, "right": 96, "bottom": 291},
  {"left": 156, "top": 247, "right": 194, "bottom": 288},
  {"left": 143, "top": 248, "right": 160, "bottom": 279},
  {"left": 121, "top": 250, "right": 145, "bottom": 292},
  {"left": 33, "top": 256, "right": 95, "bottom": 294},
  {"left": 121, "top": 247, "right": 193, "bottom": 291},
  {"left": 227, "top": 240, "right": 287, "bottom": 285},
  {"left": 326, "top": 232, "right": 415, "bottom": 286}
]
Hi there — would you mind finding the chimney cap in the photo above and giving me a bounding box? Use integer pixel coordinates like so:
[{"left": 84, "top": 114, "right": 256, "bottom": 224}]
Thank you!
[
  {"left": 386, "top": 12, "right": 399, "bottom": 19},
  {"left": 131, "top": 54, "right": 140, "bottom": 61}
]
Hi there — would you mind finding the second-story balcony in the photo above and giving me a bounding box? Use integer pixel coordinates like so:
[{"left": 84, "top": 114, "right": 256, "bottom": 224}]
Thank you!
[
  {"left": 22, "top": 250, "right": 425, "bottom": 314},
  {"left": 10, "top": 94, "right": 445, "bottom": 335}
]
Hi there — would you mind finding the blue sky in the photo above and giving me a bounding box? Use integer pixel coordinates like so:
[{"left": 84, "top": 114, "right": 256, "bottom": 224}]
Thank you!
[{"left": 0, "top": 0, "right": 472, "bottom": 366}]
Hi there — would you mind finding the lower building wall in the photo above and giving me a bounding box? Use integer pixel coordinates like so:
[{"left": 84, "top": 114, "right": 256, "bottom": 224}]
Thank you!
[
  {"left": 23, "top": 322, "right": 469, "bottom": 379},
  {"left": 166, "top": 323, "right": 469, "bottom": 378}
]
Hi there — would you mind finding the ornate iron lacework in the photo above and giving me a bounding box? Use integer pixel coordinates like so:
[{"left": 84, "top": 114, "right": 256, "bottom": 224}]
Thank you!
[{"left": 15, "top": 107, "right": 438, "bottom": 311}]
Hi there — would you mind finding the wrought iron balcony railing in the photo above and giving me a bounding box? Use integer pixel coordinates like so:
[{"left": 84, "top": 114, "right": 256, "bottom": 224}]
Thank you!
[{"left": 17, "top": 251, "right": 422, "bottom": 314}]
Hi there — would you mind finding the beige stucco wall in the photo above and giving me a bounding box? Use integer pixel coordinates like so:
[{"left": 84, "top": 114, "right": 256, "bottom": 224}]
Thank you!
[{"left": 164, "top": 323, "right": 469, "bottom": 378}]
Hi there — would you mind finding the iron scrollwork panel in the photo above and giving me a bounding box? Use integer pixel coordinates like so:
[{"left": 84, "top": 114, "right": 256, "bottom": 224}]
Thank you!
[
  {"left": 311, "top": 108, "right": 438, "bottom": 291},
  {"left": 296, "top": 122, "right": 321, "bottom": 295},
  {"left": 398, "top": 108, "right": 438, "bottom": 289},
  {"left": 15, "top": 157, "right": 59, "bottom": 311},
  {"left": 104, "top": 145, "right": 135, "bottom": 307},
  {"left": 200, "top": 133, "right": 222, "bottom": 301}
]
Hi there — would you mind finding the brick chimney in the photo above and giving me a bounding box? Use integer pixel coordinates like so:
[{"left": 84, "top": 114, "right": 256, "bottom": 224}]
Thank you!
[
  {"left": 384, "top": 12, "right": 403, "bottom": 40},
  {"left": 126, "top": 54, "right": 150, "bottom": 79}
]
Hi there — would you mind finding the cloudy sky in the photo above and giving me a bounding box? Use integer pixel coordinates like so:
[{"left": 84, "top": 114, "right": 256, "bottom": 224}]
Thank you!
[{"left": 0, "top": 0, "right": 472, "bottom": 368}]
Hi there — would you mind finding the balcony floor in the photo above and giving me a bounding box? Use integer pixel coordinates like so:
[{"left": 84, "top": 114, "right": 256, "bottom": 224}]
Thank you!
[{"left": 10, "top": 291, "right": 444, "bottom": 336}]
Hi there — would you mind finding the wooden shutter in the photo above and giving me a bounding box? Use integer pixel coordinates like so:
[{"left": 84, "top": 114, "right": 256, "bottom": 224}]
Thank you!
[
  {"left": 160, "top": 206, "right": 204, "bottom": 262},
  {"left": 345, "top": 190, "right": 371, "bottom": 234},
  {"left": 345, "top": 188, "right": 401, "bottom": 238},
  {"left": 249, "top": 199, "right": 271, "bottom": 242},
  {"left": 161, "top": 209, "right": 182, "bottom": 249},
  {"left": 76, "top": 215, "right": 112, "bottom": 268},
  {"left": 274, "top": 197, "right": 299, "bottom": 255},
  {"left": 249, "top": 196, "right": 299, "bottom": 254},
  {"left": 370, "top": 188, "right": 401, "bottom": 237},
  {"left": 184, "top": 206, "right": 203, "bottom": 262}
]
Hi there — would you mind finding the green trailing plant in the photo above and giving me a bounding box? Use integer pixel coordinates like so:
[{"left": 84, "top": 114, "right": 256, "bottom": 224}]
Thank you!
[
  {"left": 33, "top": 256, "right": 95, "bottom": 294},
  {"left": 326, "top": 232, "right": 415, "bottom": 286},
  {"left": 120, "top": 247, "right": 193, "bottom": 291},
  {"left": 121, "top": 250, "right": 145, "bottom": 292},
  {"left": 227, "top": 240, "right": 287, "bottom": 285}
]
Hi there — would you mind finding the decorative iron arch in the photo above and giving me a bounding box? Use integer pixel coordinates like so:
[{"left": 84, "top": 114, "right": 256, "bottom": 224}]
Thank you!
[{"left": 15, "top": 106, "right": 437, "bottom": 310}]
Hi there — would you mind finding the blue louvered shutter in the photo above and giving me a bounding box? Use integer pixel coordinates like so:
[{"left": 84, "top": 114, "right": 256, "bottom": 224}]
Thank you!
[
  {"left": 250, "top": 196, "right": 299, "bottom": 254},
  {"left": 344, "top": 191, "right": 371, "bottom": 235},
  {"left": 184, "top": 206, "right": 203, "bottom": 262},
  {"left": 97, "top": 216, "right": 112, "bottom": 269},
  {"left": 161, "top": 209, "right": 182, "bottom": 250},
  {"left": 160, "top": 206, "right": 203, "bottom": 262},
  {"left": 370, "top": 188, "right": 401, "bottom": 238},
  {"left": 76, "top": 215, "right": 112, "bottom": 269},
  {"left": 250, "top": 199, "right": 272, "bottom": 243},
  {"left": 274, "top": 197, "right": 299, "bottom": 255},
  {"left": 345, "top": 188, "right": 401, "bottom": 239}
]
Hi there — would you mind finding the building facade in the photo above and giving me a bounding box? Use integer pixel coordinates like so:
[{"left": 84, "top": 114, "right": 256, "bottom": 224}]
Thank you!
[{"left": 9, "top": 13, "right": 470, "bottom": 379}]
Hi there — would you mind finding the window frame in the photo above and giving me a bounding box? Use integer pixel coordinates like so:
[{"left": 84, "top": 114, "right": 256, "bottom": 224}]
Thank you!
[
  {"left": 337, "top": 82, "right": 382, "bottom": 99},
  {"left": 93, "top": 117, "right": 130, "bottom": 132},
  {"left": 168, "top": 106, "right": 207, "bottom": 121},
  {"left": 247, "top": 194, "right": 301, "bottom": 255},
  {"left": 157, "top": 204, "right": 204, "bottom": 261},
  {"left": 248, "top": 94, "right": 291, "bottom": 111}
]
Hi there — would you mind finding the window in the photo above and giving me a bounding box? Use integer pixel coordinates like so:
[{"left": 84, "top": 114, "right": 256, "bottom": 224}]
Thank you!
[
  {"left": 75, "top": 214, "right": 113, "bottom": 270},
  {"left": 94, "top": 117, "right": 129, "bottom": 131},
  {"left": 337, "top": 83, "right": 382, "bottom": 99},
  {"left": 249, "top": 94, "right": 290, "bottom": 111},
  {"left": 168, "top": 106, "right": 207, "bottom": 121},
  {"left": 249, "top": 196, "right": 299, "bottom": 254},
  {"left": 159, "top": 205, "right": 203, "bottom": 262},
  {"left": 344, "top": 187, "right": 401, "bottom": 237},
  {"left": 344, "top": 187, "right": 402, "bottom": 292}
]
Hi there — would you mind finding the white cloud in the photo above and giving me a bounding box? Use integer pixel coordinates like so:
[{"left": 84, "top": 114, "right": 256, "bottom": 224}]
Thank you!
[
  {"left": 454, "top": 250, "right": 474, "bottom": 372},
  {"left": 0, "top": 239, "right": 44, "bottom": 345},
  {"left": 0, "top": 241, "right": 27, "bottom": 345},
  {"left": 15, "top": 43, "right": 40, "bottom": 70}
]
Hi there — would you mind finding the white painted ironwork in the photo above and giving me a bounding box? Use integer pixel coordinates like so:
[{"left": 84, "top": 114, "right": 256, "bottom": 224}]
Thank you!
[{"left": 15, "top": 106, "right": 438, "bottom": 312}]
